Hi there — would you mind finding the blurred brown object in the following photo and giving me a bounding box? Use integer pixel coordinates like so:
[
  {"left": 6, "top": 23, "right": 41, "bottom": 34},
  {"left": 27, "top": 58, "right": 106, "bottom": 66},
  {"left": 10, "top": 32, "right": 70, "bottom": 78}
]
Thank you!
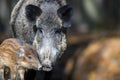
[
  {"left": 64, "top": 38, "right": 120, "bottom": 80},
  {"left": 67, "top": 30, "right": 120, "bottom": 45}
]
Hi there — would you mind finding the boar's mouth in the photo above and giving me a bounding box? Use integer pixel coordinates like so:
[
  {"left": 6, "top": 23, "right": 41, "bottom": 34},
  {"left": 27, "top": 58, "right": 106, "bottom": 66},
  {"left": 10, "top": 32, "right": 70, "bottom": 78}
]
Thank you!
[{"left": 42, "top": 66, "right": 53, "bottom": 71}]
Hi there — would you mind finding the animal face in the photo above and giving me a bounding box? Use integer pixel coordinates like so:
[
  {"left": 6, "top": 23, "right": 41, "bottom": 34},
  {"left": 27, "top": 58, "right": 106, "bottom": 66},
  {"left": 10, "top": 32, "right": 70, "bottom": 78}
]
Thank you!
[
  {"left": 25, "top": 3, "right": 73, "bottom": 71},
  {"left": 17, "top": 46, "right": 41, "bottom": 70}
]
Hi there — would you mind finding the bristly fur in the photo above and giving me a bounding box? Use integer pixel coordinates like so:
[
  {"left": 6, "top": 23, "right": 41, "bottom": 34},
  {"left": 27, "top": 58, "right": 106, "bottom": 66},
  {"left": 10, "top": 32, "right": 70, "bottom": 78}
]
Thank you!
[
  {"left": 10, "top": 0, "right": 72, "bottom": 71},
  {"left": 10, "top": 0, "right": 66, "bottom": 26},
  {"left": 0, "top": 38, "right": 41, "bottom": 80}
]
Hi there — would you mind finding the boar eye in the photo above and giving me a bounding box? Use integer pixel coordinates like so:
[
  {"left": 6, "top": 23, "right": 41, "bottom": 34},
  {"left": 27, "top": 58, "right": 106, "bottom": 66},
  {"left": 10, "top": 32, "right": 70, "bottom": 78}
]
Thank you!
[
  {"left": 55, "top": 27, "right": 67, "bottom": 34},
  {"left": 33, "top": 25, "right": 42, "bottom": 34},
  {"left": 28, "top": 55, "right": 32, "bottom": 59},
  {"left": 33, "top": 25, "right": 37, "bottom": 33},
  {"left": 55, "top": 29, "right": 62, "bottom": 34}
]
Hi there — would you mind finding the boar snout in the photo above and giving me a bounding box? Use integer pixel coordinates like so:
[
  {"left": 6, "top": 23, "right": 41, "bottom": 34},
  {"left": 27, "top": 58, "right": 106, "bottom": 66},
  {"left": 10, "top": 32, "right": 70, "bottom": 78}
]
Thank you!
[{"left": 42, "top": 59, "right": 52, "bottom": 71}]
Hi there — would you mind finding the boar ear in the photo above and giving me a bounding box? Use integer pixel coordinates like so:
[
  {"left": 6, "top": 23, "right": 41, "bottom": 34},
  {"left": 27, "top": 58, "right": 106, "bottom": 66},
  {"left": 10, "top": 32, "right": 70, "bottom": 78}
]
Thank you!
[
  {"left": 57, "top": 5, "right": 73, "bottom": 28},
  {"left": 17, "top": 47, "right": 25, "bottom": 58},
  {"left": 25, "top": 4, "right": 42, "bottom": 21}
]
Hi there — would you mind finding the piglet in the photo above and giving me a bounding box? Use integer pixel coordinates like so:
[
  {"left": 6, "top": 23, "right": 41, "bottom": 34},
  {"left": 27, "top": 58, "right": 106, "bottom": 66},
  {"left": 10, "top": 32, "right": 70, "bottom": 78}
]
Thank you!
[{"left": 0, "top": 38, "right": 41, "bottom": 80}]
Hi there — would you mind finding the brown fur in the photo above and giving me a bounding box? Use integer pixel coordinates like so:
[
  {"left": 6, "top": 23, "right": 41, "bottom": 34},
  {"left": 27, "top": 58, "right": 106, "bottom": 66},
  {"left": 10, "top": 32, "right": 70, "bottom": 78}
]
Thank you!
[
  {"left": 65, "top": 38, "right": 120, "bottom": 80},
  {"left": 0, "top": 38, "right": 41, "bottom": 80}
]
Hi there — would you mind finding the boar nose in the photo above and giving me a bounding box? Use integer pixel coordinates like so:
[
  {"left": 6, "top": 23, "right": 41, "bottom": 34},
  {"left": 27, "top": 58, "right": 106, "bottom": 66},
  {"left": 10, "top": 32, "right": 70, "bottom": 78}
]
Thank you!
[{"left": 42, "top": 59, "right": 52, "bottom": 71}]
